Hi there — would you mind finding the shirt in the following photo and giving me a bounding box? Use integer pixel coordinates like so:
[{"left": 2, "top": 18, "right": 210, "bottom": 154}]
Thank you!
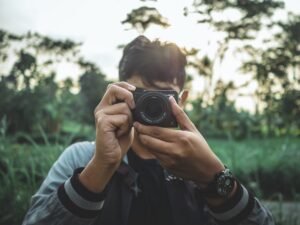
[{"left": 127, "top": 149, "right": 172, "bottom": 225}]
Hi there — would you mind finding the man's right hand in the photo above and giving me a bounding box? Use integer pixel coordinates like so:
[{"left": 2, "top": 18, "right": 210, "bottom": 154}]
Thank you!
[
  {"left": 79, "top": 82, "right": 136, "bottom": 193},
  {"left": 94, "top": 82, "right": 136, "bottom": 168}
]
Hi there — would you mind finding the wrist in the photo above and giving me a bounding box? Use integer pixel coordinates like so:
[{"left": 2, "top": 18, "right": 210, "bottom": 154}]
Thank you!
[
  {"left": 79, "top": 157, "right": 117, "bottom": 193},
  {"left": 91, "top": 154, "right": 121, "bottom": 171},
  {"left": 195, "top": 162, "right": 225, "bottom": 188},
  {"left": 204, "top": 180, "right": 237, "bottom": 207}
]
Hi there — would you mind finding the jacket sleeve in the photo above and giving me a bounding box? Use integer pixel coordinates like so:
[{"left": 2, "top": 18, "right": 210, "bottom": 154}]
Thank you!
[
  {"left": 22, "top": 141, "right": 106, "bottom": 225},
  {"left": 201, "top": 181, "right": 275, "bottom": 225}
]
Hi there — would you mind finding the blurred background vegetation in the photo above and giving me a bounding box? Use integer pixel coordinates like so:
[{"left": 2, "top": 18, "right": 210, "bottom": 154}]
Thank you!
[{"left": 0, "top": 0, "right": 299, "bottom": 224}]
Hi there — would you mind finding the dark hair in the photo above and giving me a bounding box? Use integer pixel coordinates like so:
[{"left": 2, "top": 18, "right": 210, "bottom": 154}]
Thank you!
[{"left": 118, "top": 35, "right": 187, "bottom": 90}]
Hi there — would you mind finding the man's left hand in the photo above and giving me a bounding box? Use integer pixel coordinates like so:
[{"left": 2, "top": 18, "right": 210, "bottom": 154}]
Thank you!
[{"left": 133, "top": 96, "right": 225, "bottom": 187}]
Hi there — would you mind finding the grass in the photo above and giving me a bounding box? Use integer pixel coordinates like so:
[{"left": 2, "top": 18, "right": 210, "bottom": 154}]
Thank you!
[
  {"left": 0, "top": 138, "right": 63, "bottom": 225},
  {"left": 209, "top": 137, "right": 300, "bottom": 200},
  {"left": 0, "top": 132, "right": 299, "bottom": 225}
]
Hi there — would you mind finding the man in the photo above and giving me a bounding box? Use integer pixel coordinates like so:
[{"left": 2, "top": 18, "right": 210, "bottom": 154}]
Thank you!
[{"left": 22, "top": 36, "right": 274, "bottom": 225}]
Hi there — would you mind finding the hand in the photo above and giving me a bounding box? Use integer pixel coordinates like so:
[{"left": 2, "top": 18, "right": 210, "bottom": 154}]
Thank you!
[
  {"left": 93, "top": 82, "right": 136, "bottom": 170},
  {"left": 79, "top": 82, "right": 136, "bottom": 193},
  {"left": 134, "top": 96, "right": 224, "bottom": 187}
]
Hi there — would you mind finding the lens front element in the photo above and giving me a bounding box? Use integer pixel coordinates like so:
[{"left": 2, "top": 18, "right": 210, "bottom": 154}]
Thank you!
[
  {"left": 135, "top": 92, "right": 169, "bottom": 125},
  {"left": 144, "top": 97, "right": 164, "bottom": 119}
]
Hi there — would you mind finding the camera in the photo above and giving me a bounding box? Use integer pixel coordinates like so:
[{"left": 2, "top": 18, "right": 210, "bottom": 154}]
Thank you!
[{"left": 132, "top": 88, "right": 178, "bottom": 127}]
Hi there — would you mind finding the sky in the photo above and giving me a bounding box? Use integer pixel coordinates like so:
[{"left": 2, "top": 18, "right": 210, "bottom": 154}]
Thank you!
[
  {"left": 0, "top": 0, "right": 299, "bottom": 111},
  {"left": 0, "top": 0, "right": 205, "bottom": 80}
]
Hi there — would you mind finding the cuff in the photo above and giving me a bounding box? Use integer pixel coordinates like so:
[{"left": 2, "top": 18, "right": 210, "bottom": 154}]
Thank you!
[
  {"left": 206, "top": 182, "right": 255, "bottom": 224},
  {"left": 58, "top": 167, "right": 107, "bottom": 218}
]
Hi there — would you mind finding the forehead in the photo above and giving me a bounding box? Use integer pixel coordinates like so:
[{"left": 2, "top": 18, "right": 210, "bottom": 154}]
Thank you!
[{"left": 126, "top": 75, "right": 181, "bottom": 93}]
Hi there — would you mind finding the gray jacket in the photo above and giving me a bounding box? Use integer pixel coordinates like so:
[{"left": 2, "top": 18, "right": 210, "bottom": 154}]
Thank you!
[{"left": 22, "top": 141, "right": 275, "bottom": 225}]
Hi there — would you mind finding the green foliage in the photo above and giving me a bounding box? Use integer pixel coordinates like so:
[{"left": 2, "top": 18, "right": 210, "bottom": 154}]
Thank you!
[
  {"left": 78, "top": 70, "right": 109, "bottom": 125},
  {"left": 187, "top": 0, "right": 284, "bottom": 40},
  {"left": 122, "top": 6, "right": 170, "bottom": 33},
  {"left": 188, "top": 80, "right": 261, "bottom": 139},
  {"left": 183, "top": 1, "right": 300, "bottom": 137},
  {"left": 240, "top": 14, "right": 300, "bottom": 136},
  {"left": 0, "top": 127, "right": 63, "bottom": 225},
  {"left": 0, "top": 29, "right": 110, "bottom": 137},
  {"left": 0, "top": 116, "right": 95, "bottom": 225}
]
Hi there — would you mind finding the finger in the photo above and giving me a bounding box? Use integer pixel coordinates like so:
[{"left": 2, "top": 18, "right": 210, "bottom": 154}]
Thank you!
[
  {"left": 99, "top": 114, "right": 131, "bottom": 136},
  {"left": 107, "top": 81, "right": 136, "bottom": 91},
  {"left": 134, "top": 122, "right": 178, "bottom": 142},
  {"left": 138, "top": 134, "right": 172, "bottom": 155},
  {"left": 169, "top": 96, "right": 196, "bottom": 131},
  {"left": 95, "top": 103, "right": 133, "bottom": 129},
  {"left": 101, "top": 102, "right": 132, "bottom": 117},
  {"left": 145, "top": 150, "right": 171, "bottom": 166},
  {"left": 101, "top": 84, "right": 135, "bottom": 109},
  {"left": 110, "top": 114, "right": 131, "bottom": 137}
]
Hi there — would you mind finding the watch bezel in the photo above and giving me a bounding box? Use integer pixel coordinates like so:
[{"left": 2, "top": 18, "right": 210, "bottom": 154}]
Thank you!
[
  {"left": 215, "top": 168, "right": 235, "bottom": 197},
  {"left": 197, "top": 167, "right": 235, "bottom": 198}
]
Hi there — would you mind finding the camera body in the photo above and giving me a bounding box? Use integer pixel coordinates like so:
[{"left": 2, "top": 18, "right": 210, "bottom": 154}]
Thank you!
[{"left": 132, "top": 88, "right": 178, "bottom": 127}]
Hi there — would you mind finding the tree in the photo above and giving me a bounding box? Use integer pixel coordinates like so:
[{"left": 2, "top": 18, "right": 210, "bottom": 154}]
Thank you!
[
  {"left": 78, "top": 68, "right": 109, "bottom": 125},
  {"left": 0, "top": 29, "right": 109, "bottom": 135},
  {"left": 121, "top": 0, "right": 299, "bottom": 137},
  {"left": 241, "top": 13, "right": 300, "bottom": 135},
  {"left": 122, "top": 6, "right": 170, "bottom": 33}
]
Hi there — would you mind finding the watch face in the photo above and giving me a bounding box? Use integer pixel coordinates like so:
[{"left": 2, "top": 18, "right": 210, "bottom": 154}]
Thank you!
[{"left": 216, "top": 169, "right": 234, "bottom": 197}]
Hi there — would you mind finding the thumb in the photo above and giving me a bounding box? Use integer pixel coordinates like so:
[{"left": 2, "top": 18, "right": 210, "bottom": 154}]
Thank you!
[{"left": 169, "top": 96, "right": 196, "bottom": 131}]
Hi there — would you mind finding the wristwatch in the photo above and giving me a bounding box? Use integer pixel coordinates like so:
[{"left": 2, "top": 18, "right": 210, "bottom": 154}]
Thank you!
[{"left": 197, "top": 167, "right": 235, "bottom": 198}]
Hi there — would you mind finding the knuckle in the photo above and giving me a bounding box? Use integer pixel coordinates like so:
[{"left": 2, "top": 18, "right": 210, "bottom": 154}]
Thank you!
[
  {"left": 96, "top": 113, "right": 106, "bottom": 127},
  {"left": 107, "top": 83, "right": 118, "bottom": 92},
  {"left": 119, "top": 81, "right": 128, "bottom": 86},
  {"left": 94, "top": 109, "right": 104, "bottom": 119},
  {"left": 96, "top": 116, "right": 103, "bottom": 127},
  {"left": 121, "top": 102, "right": 131, "bottom": 112},
  {"left": 179, "top": 133, "right": 190, "bottom": 144},
  {"left": 106, "top": 83, "right": 113, "bottom": 90},
  {"left": 122, "top": 114, "right": 130, "bottom": 123},
  {"left": 126, "top": 90, "right": 134, "bottom": 100},
  {"left": 172, "top": 148, "right": 182, "bottom": 159}
]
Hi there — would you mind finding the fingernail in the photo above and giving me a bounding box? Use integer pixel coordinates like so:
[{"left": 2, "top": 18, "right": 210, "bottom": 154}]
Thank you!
[
  {"left": 133, "top": 122, "right": 138, "bottom": 128},
  {"left": 128, "top": 84, "right": 136, "bottom": 91}
]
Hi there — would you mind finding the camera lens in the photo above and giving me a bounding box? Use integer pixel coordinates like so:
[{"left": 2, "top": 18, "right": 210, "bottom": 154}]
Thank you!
[
  {"left": 134, "top": 92, "right": 169, "bottom": 125},
  {"left": 144, "top": 97, "right": 164, "bottom": 119}
]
